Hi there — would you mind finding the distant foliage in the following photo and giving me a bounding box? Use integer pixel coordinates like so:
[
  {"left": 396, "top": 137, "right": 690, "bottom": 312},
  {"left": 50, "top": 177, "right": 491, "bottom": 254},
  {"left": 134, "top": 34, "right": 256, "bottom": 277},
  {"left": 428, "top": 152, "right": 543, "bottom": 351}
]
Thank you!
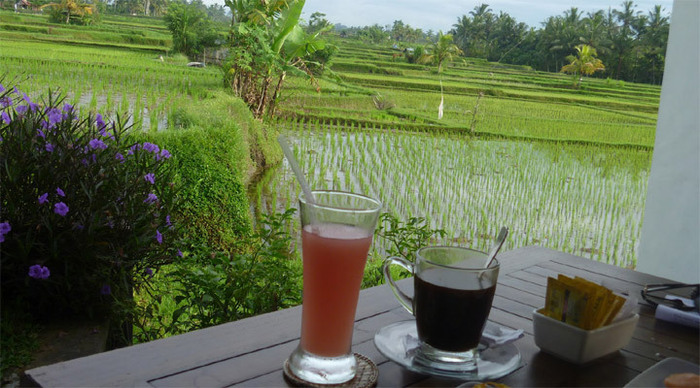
[
  {"left": 164, "top": 1, "right": 222, "bottom": 60},
  {"left": 40, "top": 0, "right": 97, "bottom": 25},
  {"left": 450, "top": 2, "right": 670, "bottom": 84}
]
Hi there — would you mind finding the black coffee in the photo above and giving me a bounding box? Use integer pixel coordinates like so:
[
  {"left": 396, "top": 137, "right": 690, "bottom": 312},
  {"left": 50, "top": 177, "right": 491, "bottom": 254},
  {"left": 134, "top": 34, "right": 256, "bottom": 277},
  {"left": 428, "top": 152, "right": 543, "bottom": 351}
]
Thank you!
[{"left": 414, "top": 274, "right": 496, "bottom": 352}]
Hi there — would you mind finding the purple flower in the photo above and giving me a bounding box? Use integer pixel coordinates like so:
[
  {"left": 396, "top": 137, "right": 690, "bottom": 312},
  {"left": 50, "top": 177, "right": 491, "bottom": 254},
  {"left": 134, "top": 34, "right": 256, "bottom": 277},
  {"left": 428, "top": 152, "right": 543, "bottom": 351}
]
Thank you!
[
  {"left": 37, "top": 128, "right": 46, "bottom": 138},
  {"left": 45, "top": 143, "right": 54, "bottom": 152},
  {"left": 165, "top": 215, "right": 172, "bottom": 227},
  {"left": 16, "top": 105, "right": 28, "bottom": 115},
  {"left": 160, "top": 149, "right": 172, "bottom": 159},
  {"left": 144, "top": 268, "right": 154, "bottom": 278},
  {"left": 56, "top": 187, "right": 65, "bottom": 197},
  {"left": 88, "top": 138, "right": 108, "bottom": 150},
  {"left": 115, "top": 153, "right": 124, "bottom": 163},
  {"left": 28, "top": 264, "right": 50, "bottom": 280},
  {"left": 0, "top": 96, "right": 12, "bottom": 108},
  {"left": 22, "top": 93, "right": 39, "bottom": 112},
  {"left": 100, "top": 285, "right": 111, "bottom": 295},
  {"left": 100, "top": 128, "right": 115, "bottom": 140},
  {"left": 142, "top": 142, "right": 159, "bottom": 154},
  {"left": 0, "top": 222, "right": 10, "bottom": 235},
  {"left": 127, "top": 144, "right": 140, "bottom": 155},
  {"left": 0, "top": 84, "right": 4, "bottom": 93},
  {"left": 95, "top": 113, "right": 106, "bottom": 130},
  {"left": 144, "top": 193, "right": 158, "bottom": 204},
  {"left": 62, "top": 103, "right": 73, "bottom": 113},
  {"left": 1, "top": 111, "right": 9, "bottom": 124},
  {"left": 155, "top": 229, "right": 163, "bottom": 244},
  {"left": 47, "top": 108, "right": 62, "bottom": 127},
  {"left": 177, "top": 249, "right": 183, "bottom": 257},
  {"left": 144, "top": 173, "right": 155, "bottom": 184},
  {"left": 38, "top": 193, "right": 49, "bottom": 204},
  {"left": 54, "top": 202, "right": 69, "bottom": 216}
]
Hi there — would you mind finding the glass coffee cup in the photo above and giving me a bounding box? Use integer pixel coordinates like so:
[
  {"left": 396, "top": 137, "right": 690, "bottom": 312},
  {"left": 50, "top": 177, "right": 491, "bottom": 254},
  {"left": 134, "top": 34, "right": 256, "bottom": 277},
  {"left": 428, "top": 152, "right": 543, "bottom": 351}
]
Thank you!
[{"left": 383, "top": 246, "right": 499, "bottom": 371}]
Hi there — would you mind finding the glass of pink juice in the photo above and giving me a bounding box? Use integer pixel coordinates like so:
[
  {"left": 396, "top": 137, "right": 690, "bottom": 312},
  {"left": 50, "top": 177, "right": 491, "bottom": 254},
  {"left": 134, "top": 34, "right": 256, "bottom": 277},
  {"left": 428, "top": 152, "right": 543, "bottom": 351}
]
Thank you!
[{"left": 286, "top": 190, "right": 381, "bottom": 385}]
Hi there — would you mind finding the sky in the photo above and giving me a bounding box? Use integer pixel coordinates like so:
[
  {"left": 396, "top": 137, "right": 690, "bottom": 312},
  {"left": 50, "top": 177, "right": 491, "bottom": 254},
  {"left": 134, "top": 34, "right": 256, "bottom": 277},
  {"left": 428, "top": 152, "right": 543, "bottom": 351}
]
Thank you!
[
  {"left": 296, "top": 1, "right": 675, "bottom": 32},
  {"left": 199, "top": 1, "right": 676, "bottom": 32}
]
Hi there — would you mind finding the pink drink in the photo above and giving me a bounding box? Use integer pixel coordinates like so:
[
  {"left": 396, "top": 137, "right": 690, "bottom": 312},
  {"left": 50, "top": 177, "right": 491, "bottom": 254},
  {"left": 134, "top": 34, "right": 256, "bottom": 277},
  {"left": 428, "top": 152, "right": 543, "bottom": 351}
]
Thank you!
[{"left": 300, "top": 223, "right": 373, "bottom": 357}]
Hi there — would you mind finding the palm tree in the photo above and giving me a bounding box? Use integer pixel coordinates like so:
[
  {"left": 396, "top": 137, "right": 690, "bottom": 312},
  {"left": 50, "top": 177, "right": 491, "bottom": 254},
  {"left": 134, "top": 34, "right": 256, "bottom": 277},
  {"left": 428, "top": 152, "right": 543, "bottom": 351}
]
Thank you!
[
  {"left": 610, "top": 0, "right": 640, "bottom": 79},
  {"left": 561, "top": 44, "right": 605, "bottom": 88},
  {"left": 40, "top": 0, "right": 95, "bottom": 24},
  {"left": 419, "top": 32, "right": 463, "bottom": 72}
]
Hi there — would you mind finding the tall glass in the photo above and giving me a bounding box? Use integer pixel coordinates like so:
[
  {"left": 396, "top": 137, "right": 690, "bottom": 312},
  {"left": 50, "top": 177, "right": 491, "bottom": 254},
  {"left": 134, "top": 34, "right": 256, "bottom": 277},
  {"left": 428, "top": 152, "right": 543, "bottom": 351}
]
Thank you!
[{"left": 286, "top": 190, "right": 381, "bottom": 385}]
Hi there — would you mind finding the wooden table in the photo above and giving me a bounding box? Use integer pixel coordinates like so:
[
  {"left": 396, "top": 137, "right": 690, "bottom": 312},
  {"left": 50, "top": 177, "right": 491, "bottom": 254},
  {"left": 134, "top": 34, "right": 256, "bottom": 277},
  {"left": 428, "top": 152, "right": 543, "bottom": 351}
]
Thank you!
[{"left": 26, "top": 246, "right": 699, "bottom": 387}]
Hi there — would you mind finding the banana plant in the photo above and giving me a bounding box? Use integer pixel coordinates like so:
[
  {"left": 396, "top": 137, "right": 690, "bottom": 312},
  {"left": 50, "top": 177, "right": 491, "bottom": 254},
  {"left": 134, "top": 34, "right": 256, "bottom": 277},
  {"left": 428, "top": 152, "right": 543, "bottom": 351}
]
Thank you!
[{"left": 225, "top": 0, "right": 327, "bottom": 117}]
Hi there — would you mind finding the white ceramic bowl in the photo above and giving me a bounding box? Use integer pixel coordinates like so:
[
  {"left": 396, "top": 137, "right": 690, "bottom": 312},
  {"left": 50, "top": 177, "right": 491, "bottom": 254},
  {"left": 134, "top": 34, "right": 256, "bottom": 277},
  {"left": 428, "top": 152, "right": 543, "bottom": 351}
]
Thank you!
[{"left": 532, "top": 308, "right": 639, "bottom": 364}]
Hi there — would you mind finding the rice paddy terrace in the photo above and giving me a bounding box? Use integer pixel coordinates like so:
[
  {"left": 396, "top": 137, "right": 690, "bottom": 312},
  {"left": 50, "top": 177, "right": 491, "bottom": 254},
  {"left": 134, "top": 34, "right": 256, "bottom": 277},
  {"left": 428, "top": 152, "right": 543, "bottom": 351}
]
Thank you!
[
  {"left": 0, "top": 11, "right": 220, "bottom": 131},
  {"left": 264, "top": 38, "right": 659, "bottom": 268}
]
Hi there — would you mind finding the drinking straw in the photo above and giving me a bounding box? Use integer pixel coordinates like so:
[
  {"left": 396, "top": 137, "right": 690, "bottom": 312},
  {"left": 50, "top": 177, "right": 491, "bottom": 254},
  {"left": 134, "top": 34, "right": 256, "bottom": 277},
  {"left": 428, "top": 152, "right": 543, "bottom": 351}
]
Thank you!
[{"left": 278, "top": 135, "right": 316, "bottom": 205}]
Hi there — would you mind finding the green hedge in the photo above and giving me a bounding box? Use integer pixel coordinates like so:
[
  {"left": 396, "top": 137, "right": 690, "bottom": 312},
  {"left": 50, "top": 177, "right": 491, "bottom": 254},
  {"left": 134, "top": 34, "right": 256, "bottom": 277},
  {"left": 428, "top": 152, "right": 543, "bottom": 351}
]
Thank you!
[{"left": 139, "top": 92, "right": 281, "bottom": 250}]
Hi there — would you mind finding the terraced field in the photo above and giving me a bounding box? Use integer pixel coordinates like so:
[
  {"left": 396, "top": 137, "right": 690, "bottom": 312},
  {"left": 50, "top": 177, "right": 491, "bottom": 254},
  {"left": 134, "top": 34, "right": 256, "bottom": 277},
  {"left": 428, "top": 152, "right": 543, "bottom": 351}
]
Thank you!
[{"left": 259, "top": 38, "right": 659, "bottom": 268}]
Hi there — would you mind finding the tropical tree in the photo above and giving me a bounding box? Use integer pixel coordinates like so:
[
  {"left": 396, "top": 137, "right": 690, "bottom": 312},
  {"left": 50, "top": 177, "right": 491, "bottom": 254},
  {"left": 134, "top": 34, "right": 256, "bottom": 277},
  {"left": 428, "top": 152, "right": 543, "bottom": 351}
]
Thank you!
[
  {"left": 164, "top": 1, "right": 221, "bottom": 60},
  {"left": 635, "top": 5, "right": 669, "bottom": 84},
  {"left": 419, "top": 32, "right": 463, "bottom": 72},
  {"left": 307, "top": 11, "right": 330, "bottom": 34},
  {"left": 223, "top": 0, "right": 328, "bottom": 117},
  {"left": 560, "top": 44, "right": 605, "bottom": 88},
  {"left": 609, "top": 0, "right": 641, "bottom": 79},
  {"left": 40, "top": 0, "right": 95, "bottom": 24}
]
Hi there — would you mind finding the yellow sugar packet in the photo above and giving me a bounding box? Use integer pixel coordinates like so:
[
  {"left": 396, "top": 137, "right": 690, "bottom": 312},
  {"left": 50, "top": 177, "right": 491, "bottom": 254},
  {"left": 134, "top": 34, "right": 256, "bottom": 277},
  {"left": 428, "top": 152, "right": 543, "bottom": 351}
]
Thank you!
[
  {"left": 546, "top": 276, "right": 589, "bottom": 328},
  {"left": 545, "top": 277, "right": 566, "bottom": 321},
  {"left": 573, "top": 276, "right": 610, "bottom": 329},
  {"left": 601, "top": 293, "right": 626, "bottom": 326}
]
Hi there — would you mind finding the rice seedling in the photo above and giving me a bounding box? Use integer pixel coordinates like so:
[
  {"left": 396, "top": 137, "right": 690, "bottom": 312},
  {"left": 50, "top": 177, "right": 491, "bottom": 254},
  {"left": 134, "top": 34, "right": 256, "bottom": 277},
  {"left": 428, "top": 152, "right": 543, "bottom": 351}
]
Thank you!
[{"left": 253, "top": 122, "right": 650, "bottom": 269}]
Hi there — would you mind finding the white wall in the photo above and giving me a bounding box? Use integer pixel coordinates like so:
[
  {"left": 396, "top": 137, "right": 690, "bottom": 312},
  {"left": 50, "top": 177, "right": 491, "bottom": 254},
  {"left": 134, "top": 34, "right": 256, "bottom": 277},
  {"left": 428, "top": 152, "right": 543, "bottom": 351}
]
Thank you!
[{"left": 637, "top": 0, "right": 699, "bottom": 283}]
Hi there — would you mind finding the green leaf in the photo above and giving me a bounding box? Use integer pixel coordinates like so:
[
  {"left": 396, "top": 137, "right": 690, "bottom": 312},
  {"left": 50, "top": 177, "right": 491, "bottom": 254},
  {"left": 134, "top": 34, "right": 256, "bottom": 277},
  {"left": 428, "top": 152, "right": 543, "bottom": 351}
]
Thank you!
[{"left": 271, "top": 0, "right": 305, "bottom": 54}]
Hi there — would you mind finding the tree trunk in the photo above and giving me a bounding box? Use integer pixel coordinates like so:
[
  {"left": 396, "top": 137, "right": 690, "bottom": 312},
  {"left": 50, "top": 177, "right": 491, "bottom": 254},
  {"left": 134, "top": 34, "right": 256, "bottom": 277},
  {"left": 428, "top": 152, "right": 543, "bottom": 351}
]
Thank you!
[
  {"left": 256, "top": 77, "right": 271, "bottom": 118},
  {"left": 267, "top": 72, "right": 286, "bottom": 118}
]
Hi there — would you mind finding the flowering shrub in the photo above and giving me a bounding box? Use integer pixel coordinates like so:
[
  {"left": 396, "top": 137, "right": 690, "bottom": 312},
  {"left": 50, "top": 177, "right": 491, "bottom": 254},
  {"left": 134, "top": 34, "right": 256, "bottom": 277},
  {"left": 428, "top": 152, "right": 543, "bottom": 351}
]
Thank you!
[{"left": 0, "top": 81, "right": 180, "bottom": 321}]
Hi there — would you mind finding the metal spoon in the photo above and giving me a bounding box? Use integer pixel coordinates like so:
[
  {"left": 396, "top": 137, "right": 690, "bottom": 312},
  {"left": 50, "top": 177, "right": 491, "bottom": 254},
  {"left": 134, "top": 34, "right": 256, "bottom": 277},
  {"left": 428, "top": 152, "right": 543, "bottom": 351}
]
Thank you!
[{"left": 484, "top": 226, "right": 508, "bottom": 269}]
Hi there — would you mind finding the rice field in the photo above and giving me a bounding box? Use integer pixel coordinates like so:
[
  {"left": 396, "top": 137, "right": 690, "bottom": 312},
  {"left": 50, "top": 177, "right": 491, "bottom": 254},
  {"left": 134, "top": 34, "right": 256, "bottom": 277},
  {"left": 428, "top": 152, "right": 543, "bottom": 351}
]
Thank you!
[
  {"left": 0, "top": 19, "right": 220, "bottom": 132},
  {"left": 255, "top": 122, "right": 651, "bottom": 268}
]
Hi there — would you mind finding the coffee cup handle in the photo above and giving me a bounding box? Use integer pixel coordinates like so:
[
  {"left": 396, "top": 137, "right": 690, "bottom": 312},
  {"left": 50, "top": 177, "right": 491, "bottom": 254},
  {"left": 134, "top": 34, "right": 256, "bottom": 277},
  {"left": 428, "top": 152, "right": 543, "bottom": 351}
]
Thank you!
[{"left": 383, "top": 256, "right": 414, "bottom": 314}]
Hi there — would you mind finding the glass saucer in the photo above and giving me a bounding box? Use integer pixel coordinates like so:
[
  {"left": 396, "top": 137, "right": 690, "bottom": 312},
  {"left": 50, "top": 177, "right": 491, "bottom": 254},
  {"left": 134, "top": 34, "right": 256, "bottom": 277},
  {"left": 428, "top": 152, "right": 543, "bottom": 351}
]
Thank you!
[{"left": 374, "top": 320, "right": 523, "bottom": 380}]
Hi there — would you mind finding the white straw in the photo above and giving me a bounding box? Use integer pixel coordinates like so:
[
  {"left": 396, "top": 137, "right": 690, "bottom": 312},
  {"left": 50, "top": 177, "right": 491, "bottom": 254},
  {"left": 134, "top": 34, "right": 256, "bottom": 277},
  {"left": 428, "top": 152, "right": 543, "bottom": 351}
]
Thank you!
[{"left": 278, "top": 135, "right": 315, "bottom": 205}]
